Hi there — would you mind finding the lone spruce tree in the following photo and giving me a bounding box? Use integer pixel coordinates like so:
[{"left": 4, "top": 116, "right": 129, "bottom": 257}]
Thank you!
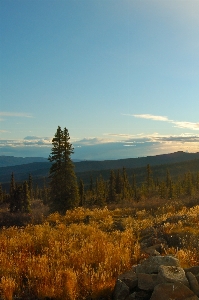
[{"left": 48, "top": 126, "right": 79, "bottom": 213}]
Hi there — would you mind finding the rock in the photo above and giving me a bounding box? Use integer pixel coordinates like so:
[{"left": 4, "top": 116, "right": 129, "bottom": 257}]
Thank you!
[
  {"left": 125, "top": 293, "right": 136, "bottom": 300},
  {"left": 185, "top": 267, "right": 199, "bottom": 276},
  {"left": 142, "top": 244, "right": 161, "bottom": 256},
  {"left": 136, "top": 255, "right": 180, "bottom": 274},
  {"left": 112, "top": 279, "right": 129, "bottom": 300},
  {"left": 150, "top": 282, "right": 198, "bottom": 300},
  {"left": 134, "top": 290, "right": 151, "bottom": 300},
  {"left": 118, "top": 270, "right": 138, "bottom": 290},
  {"left": 157, "top": 265, "right": 189, "bottom": 287},
  {"left": 113, "top": 255, "right": 199, "bottom": 300},
  {"left": 187, "top": 272, "right": 199, "bottom": 296},
  {"left": 137, "top": 273, "right": 158, "bottom": 291}
]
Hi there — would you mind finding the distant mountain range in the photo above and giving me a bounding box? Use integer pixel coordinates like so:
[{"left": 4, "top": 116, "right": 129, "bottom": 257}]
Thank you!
[
  {"left": 0, "top": 156, "right": 48, "bottom": 167},
  {"left": 0, "top": 156, "right": 81, "bottom": 167},
  {"left": 1, "top": 151, "right": 199, "bottom": 189}
]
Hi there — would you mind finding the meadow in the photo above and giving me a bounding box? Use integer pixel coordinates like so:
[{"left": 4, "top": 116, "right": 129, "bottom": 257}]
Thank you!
[{"left": 0, "top": 197, "right": 199, "bottom": 300}]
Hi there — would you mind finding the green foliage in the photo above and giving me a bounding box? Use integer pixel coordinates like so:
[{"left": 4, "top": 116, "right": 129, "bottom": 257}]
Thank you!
[
  {"left": 95, "top": 175, "right": 106, "bottom": 206},
  {"left": 48, "top": 126, "right": 79, "bottom": 213},
  {"left": 9, "top": 177, "right": 31, "bottom": 213},
  {"left": 107, "top": 170, "right": 117, "bottom": 203},
  {"left": 78, "top": 179, "right": 85, "bottom": 206},
  {"left": 0, "top": 183, "right": 3, "bottom": 203}
]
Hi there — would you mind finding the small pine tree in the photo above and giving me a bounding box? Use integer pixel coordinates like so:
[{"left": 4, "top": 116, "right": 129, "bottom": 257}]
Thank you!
[
  {"left": 96, "top": 175, "right": 106, "bottom": 206},
  {"left": 166, "top": 169, "right": 171, "bottom": 188},
  {"left": 89, "top": 176, "right": 94, "bottom": 193},
  {"left": 115, "top": 170, "right": 122, "bottom": 194},
  {"left": 22, "top": 181, "right": 31, "bottom": 212},
  {"left": 122, "top": 167, "right": 130, "bottom": 200},
  {"left": 9, "top": 173, "right": 16, "bottom": 212},
  {"left": 28, "top": 174, "right": 33, "bottom": 200},
  {"left": 0, "top": 183, "right": 3, "bottom": 203},
  {"left": 132, "top": 173, "right": 137, "bottom": 200},
  {"left": 107, "top": 170, "right": 117, "bottom": 203},
  {"left": 79, "top": 179, "right": 85, "bottom": 206}
]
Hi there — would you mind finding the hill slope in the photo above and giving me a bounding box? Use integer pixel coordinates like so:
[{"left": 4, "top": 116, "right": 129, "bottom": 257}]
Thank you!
[
  {"left": 1, "top": 151, "right": 199, "bottom": 187},
  {"left": 0, "top": 156, "right": 48, "bottom": 167}
]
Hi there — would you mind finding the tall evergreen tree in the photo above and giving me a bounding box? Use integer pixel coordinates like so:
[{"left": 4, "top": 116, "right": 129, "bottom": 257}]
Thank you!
[{"left": 48, "top": 126, "right": 79, "bottom": 213}]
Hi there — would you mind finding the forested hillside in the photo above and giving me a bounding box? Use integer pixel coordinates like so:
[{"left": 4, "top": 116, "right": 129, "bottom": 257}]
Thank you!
[
  {"left": 1, "top": 151, "right": 199, "bottom": 186},
  {"left": 0, "top": 156, "right": 48, "bottom": 167}
]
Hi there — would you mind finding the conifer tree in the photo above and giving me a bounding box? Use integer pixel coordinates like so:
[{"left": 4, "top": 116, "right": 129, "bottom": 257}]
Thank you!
[
  {"left": 22, "top": 181, "right": 31, "bottom": 212},
  {"left": 166, "top": 169, "right": 171, "bottom": 188},
  {"left": 89, "top": 176, "right": 94, "bottom": 193},
  {"left": 48, "top": 126, "right": 79, "bottom": 213},
  {"left": 132, "top": 173, "right": 137, "bottom": 200},
  {"left": 0, "top": 183, "right": 3, "bottom": 203},
  {"left": 9, "top": 179, "right": 31, "bottom": 213},
  {"left": 146, "top": 164, "right": 153, "bottom": 189},
  {"left": 122, "top": 167, "right": 130, "bottom": 200},
  {"left": 107, "top": 170, "right": 117, "bottom": 203},
  {"left": 96, "top": 175, "right": 106, "bottom": 206},
  {"left": 79, "top": 179, "right": 85, "bottom": 206},
  {"left": 28, "top": 174, "right": 33, "bottom": 200},
  {"left": 9, "top": 172, "right": 16, "bottom": 212},
  {"left": 115, "top": 170, "right": 122, "bottom": 194}
]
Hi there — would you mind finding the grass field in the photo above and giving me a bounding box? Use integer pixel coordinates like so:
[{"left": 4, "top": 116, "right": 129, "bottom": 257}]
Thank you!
[{"left": 0, "top": 197, "right": 199, "bottom": 300}]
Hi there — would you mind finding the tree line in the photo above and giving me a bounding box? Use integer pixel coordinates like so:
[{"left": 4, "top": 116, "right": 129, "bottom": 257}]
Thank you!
[{"left": 0, "top": 126, "right": 199, "bottom": 214}]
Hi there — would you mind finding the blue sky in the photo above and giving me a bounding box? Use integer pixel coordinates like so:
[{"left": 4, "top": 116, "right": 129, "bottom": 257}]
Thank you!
[{"left": 1, "top": 0, "right": 199, "bottom": 160}]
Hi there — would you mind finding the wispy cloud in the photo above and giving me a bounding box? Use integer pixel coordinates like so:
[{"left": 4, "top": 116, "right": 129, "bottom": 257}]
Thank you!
[
  {"left": 126, "top": 114, "right": 169, "bottom": 122},
  {"left": 0, "top": 130, "right": 8, "bottom": 133},
  {"left": 172, "top": 121, "right": 199, "bottom": 130},
  {"left": 0, "top": 112, "right": 33, "bottom": 119},
  {"left": 74, "top": 137, "right": 113, "bottom": 146},
  {"left": 125, "top": 113, "right": 199, "bottom": 131},
  {"left": 0, "top": 137, "right": 52, "bottom": 148}
]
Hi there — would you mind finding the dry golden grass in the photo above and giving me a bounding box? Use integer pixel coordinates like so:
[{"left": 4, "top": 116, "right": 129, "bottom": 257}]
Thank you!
[{"left": 0, "top": 201, "right": 199, "bottom": 299}]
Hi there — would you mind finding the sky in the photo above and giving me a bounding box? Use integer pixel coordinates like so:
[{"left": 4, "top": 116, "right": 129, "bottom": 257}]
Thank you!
[{"left": 1, "top": 0, "right": 199, "bottom": 160}]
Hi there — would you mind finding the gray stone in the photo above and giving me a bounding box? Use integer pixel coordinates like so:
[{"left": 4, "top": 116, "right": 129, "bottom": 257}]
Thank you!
[
  {"left": 134, "top": 290, "right": 151, "bottom": 300},
  {"left": 157, "top": 265, "right": 189, "bottom": 287},
  {"left": 143, "top": 244, "right": 161, "bottom": 256},
  {"left": 137, "top": 273, "right": 158, "bottom": 291},
  {"left": 118, "top": 270, "right": 138, "bottom": 290},
  {"left": 113, "top": 279, "right": 129, "bottom": 300},
  {"left": 125, "top": 293, "right": 136, "bottom": 300},
  {"left": 196, "top": 275, "right": 199, "bottom": 284},
  {"left": 185, "top": 267, "right": 199, "bottom": 276},
  {"left": 150, "top": 282, "right": 198, "bottom": 300},
  {"left": 136, "top": 255, "right": 179, "bottom": 274},
  {"left": 187, "top": 272, "right": 199, "bottom": 296}
]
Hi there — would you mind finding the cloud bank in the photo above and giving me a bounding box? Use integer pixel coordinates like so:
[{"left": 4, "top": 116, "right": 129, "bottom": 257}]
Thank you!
[
  {"left": 1, "top": 133, "right": 199, "bottom": 160},
  {"left": 1, "top": 114, "right": 198, "bottom": 160}
]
